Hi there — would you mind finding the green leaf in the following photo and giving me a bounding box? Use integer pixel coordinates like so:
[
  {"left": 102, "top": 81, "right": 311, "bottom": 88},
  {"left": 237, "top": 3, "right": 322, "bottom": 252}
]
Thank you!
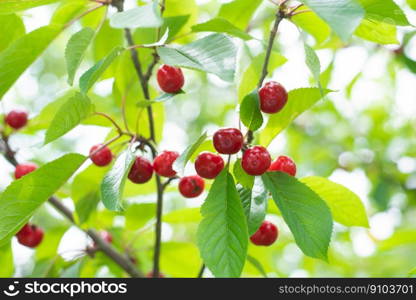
[
  {"left": 260, "top": 88, "right": 331, "bottom": 145},
  {"left": 125, "top": 203, "right": 156, "bottom": 230},
  {"left": 0, "top": 0, "right": 60, "bottom": 14},
  {"left": 65, "top": 27, "right": 95, "bottom": 85},
  {"left": 238, "top": 177, "right": 268, "bottom": 235},
  {"left": 217, "top": 0, "right": 262, "bottom": 30},
  {"left": 191, "top": 18, "right": 253, "bottom": 40},
  {"left": 110, "top": 1, "right": 163, "bottom": 29},
  {"left": 233, "top": 159, "right": 254, "bottom": 189},
  {"left": 358, "top": 0, "right": 410, "bottom": 26},
  {"left": 157, "top": 33, "right": 236, "bottom": 82},
  {"left": 173, "top": 132, "right": 208, "bottom": 176},
  {"left": 75, "top": 191, "right": 100, "bottom": 224},
  {"left": 0, "top": 25, "right": 61, "bottom": 99},
  {"left": 197, "top": 170, "right": 248, "bottom": 277},
  {"left": 79, "top": 46, "right": 124, "bottom": 94},
  {"left": 300, "top": 176, "right": 369, "bottom": 228},
  {"left": 304, "top": 43, "right": 321, "bottom": 86},
  {"left": 0, "top": 154, "right": 86, "bottom": 246},
  {"left": 0, "top": 14, "right": 25, "bottom": 52},
  {"left": 101, "top": 148, "right": 136, "bottom": 212},
  {"left": 246, "top": 255, "right": 267, "bottom": 278},
  {"left": 44, "top": 92, "right": 91, "bottom": 144},
  {"left": 163, "top": 15, "right": 190, "bottom": 41},
  {"left": 0, "top": 243, "right": 13, "bottom": 277},
  {"left": 291, "top": 10, "right": 331, "bottom": 45},
  {"left": 408, "top": 0, "right": 416, "bottom": 10},
  {"left": 240, "top": 90, "right": 263, "bottom": 132},
  {"left": 409, "top": 267, "right": 416, "bottom": 276},
  {"left": 262, "top": 172, "right": 333, "bottom": 260},
  {"left": 355, "top": 19, "right": 398, "bottom": 45},
  {"left": 298, "top": 0, "right": 365, "bottom": 42}
]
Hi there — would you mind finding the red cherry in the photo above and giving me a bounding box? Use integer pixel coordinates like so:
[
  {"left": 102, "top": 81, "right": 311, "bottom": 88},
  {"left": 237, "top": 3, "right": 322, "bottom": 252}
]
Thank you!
[
  {"left": 258, "top": 81, "right": 288, "bottom": 114},
  {"left": 146, "top": 271, "right": 165, "bottom": 278},
  {"left": 178, "top": 175, "right": 205, "bottom": 198},
  {"left": 128, "top": 156, "right": 154, "bottom": 184},
  {"left": 157, "top": 65, "right": 184, "bottom": 93},
  {"left": 16, "top": 224, "right": 44, "bottom": 248},
  {"left": 195, "top": 152, "right": 224, "bottom": 179},
  {"left": 241, "top": 146, "right": 271, "bottom": 176},
  {"left": 269, "top": 155, "right": 296, "bottom": 176},
  {"left": 250, "top": 221, "right": 278, "bottom": 246},
  {"left": 14, "top": 163, "right": 37, "bottom": 179},
  {"left": 213, "top": 128, "right": 244, "bottom": 154},
  {"left": 90, "top": 144, "right": 113, "bottom": 167},
  {"left": 153, "top": 151, "right": 179, "bottom": 178},
  {"left": 5, "top": 110, "right": 28, "bottom": 130}
]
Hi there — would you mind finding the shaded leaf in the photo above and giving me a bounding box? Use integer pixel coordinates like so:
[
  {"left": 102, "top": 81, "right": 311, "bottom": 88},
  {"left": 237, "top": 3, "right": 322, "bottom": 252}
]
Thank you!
[
  {"left": 192, "top": 18, "right": 253, "bottom": 40},
  {"left": 233, "top": 159, "right": 254, "bottom": 189},
  {"left": 240, "top": 90, "right": 263, "bottom": 132}
]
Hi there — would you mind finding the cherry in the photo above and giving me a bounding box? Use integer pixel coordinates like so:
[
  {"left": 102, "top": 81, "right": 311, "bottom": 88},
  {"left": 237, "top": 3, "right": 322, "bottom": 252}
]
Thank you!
[
  {"left": 250, "top": 221, "right": 278, "bottom": 246},
  {"left": 5, "top": 110, "right": 28, "bottom": 130},
  {"left": 195, "top": 152, "right": 224, "bottom": 179},
  {"left": 14, "top": 163, "right": 38, "bottom": 179},
  {"left": 100, "top": 231, "right": 113, "bottom": 244},
  {"left": 90, "top": 144, "right": 113, "bottom": 167},
  {"left": 178, "top": 175, "right": 204, "bottom": 198},
  {"left": 157, "top": 65, "right": 184, "bottom": 94},
  {"left": 241, "top": 146, "right": 271, "bottom": 176},
  {"left": 128, "top": 156, "right": 154, "bottom": 184},
  {"left": 146, "top": 271, "right": 165, "bottom": 278},
  {"left": 153, "top": 151, "right": 179, "bottom": 178},
  {"left": 269, "top": 155, "right": 296, "bottom": 176},
  {"left": 16, "top": 224, "right": 44, "bottom": 248},
  {"left": 258, "top": 81, "right": 288, "bottom": 114},
  {"left": 213, "top": 128, "right": 244, "bottom": 154}
]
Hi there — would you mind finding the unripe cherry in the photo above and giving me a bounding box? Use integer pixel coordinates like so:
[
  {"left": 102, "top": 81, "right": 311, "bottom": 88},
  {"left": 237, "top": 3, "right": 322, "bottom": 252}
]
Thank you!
[
  {"left": 153, "top": 151, "right": 179, "bottom": 178},
  {"left": 195, "top": 152, "right": 224, "bottom": 179},
  {"left": 241, "top": 146, "right": 271, "bottom": 176},
  {"left": 157, "top": 65, "right": 184, "bottom": 93},
  {"left": 128, "top": 156, "right": 154, "bottom": 184},
  {"left": 250, "top": 221, "right": 278, "bottom": 246},
  {"left": 5, "top": 110, "right": 28, "bottom": 130},
  {"left": 14, "top": 163, "right": 38, "bottom": 179},
  {"left": 90, "top": 144, "right": 113, "bottom": 167},
  {"left": 213, "top": 128, "right": 244, "bottom": 154},
  {"left": 258, "top": 81, "right": 288, "bottom": 114},
  {"left": 178, "top": 175, "right": 205, "bottom": 198},
  {"left": 16, "top": 224, "right": 44, "bottom": 248},
  {"left": 269, "top": 155, "right": 297, "bottom": 176}
]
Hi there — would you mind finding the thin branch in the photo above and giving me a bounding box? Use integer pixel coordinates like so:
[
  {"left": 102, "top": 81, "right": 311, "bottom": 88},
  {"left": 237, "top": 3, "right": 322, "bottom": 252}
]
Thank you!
[
  {"left": 289, "top": 9, "right": 312, "bottom": 17},
  {"left": 64, "top": 3, "right": 105, "bottom": 29},
  {"left": 94, "top": 112, "right": 124, "bottom": 134}
]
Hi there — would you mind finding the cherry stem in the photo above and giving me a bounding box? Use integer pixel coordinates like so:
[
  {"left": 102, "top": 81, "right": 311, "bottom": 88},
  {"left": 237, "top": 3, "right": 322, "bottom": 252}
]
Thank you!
[
  {"left": 197, "top": 264, "right": 205, "bottom": 278},
  {"left": 93, "top": 112, "right": 133, "bottom": 137}
]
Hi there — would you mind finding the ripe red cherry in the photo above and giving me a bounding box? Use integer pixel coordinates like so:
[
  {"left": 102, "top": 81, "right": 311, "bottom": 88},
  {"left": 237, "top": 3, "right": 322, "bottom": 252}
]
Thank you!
[
  {"left": 213, "top": 128, "right": 244, "bottom": 154},
  {"left": 195, "top": 152, "right": 224, "bottom": 179},
  {"left": 157, "top": 64, "right": 184, "bottom": 93},
  {"left": 250, "top": 221, "right": 278, "bottom": 246},
  {"left": 146, "top": 271, "right": 165, "bottom": 278},
  {"left": 178, "top": 175, "right": 205, "bottom": 198},
  {"left": 153, "top": 151, "right": 179, "bottom": 178},
  {"left": 90, "top": 144, "right": 113, "bottom": 167},
  {"left": 128, "top": 156, "right": 154, "bottom": 184},
  {"left": 14, "top": 163, "right": 37, "bottom": 179},
  {"left": 269, "top": 155, "right": 297, "bottom": 176},
  {"left": 258, "top": 81, "right": 288, "bottom": 114},
  {"left": 5, "top": 110, "right": 28, "bottom": 130},
  {"left": 16, "top": 224, "right": 44, "bottom": 248},
  {"left": 241, "top": 146, "right": 271, "bottom": 176}
]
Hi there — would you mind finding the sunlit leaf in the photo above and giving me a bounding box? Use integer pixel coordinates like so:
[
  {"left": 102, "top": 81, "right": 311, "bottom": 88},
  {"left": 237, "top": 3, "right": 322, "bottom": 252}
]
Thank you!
[{"left": 110, "top": 1, "right": 163, "bottom": 29}]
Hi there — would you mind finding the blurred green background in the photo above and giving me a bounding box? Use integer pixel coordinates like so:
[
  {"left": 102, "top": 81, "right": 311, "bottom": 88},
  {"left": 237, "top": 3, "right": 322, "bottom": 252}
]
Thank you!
[{"left": 1, "top": 0, "right": 416, "bottom": 278}]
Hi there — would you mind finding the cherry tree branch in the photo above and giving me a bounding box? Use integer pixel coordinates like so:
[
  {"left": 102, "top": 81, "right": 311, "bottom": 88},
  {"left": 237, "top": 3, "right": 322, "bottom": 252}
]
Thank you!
[
  {"left": 0, "top": 135, "right": 143, "bottom": 278},
  {"left": 112, "top": 0, "right": 170, "bottom": 278}
]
